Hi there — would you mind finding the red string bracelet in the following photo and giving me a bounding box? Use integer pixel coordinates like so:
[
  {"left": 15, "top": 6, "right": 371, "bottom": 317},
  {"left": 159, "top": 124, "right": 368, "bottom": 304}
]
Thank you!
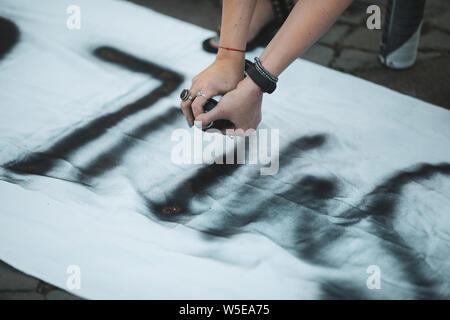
[{"left": 218, "top": 46, "right": 246, "bottom": 53}]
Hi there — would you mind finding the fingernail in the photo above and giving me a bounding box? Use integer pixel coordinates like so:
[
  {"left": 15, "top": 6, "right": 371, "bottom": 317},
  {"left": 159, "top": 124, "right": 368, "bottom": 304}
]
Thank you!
[
  {"left": 186, "top": 119, "right": 193, "bottom": 128},
  {"left": 194, "top": 121, "right": 202, "bottom": 129}
]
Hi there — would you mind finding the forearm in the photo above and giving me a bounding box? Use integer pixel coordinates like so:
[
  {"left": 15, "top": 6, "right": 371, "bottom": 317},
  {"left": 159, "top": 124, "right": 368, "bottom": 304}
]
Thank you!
[
  {"left": 217, "top": 0, "right": 257, "bottom": 61},
  {"left": 259, "top": 0, "right": 353, "bottom": 76}
]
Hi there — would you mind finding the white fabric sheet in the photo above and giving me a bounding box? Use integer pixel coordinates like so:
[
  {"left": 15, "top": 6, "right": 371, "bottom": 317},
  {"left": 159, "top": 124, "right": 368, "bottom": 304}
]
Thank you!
[{"left": 0, "top": 0, "right": 449, "bottom": 299}]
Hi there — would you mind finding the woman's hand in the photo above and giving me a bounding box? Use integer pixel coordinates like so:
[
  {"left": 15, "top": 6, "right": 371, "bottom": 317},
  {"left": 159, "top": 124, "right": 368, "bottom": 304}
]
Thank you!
[
  {"left": 181, "top": 55, "right": 244, "bottom": 126},
  {"left": 195, "top": 76, "right": 263, "bottom": 135}
]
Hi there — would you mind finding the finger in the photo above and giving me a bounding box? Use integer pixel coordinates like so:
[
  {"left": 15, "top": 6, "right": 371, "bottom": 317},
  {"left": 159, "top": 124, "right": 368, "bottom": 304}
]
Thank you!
[
  {"left": 191, "top": 88, "right": 217, "bottom": 119},
  {"left": 231, "top": 114, "right": 261, "bottom": 136},
  {"left": 233, "top": 125, "right": 258, "bottom": 137},
  {"left": 229, "top": 122, "right": 255, "bottom": 137},
  {"left": 222, "top": 125, "right": 236, "bottom": 136},
  {"left": 195, "top": 103, "right": 228, "bottom": 128},
  {"left": 180, "top": 102, "right": 194, "bottom": 126},
  {"left": 180, "top": 91, "right": 195, "bottom": 113},
  {"left": 231, "top": 128, "right": 247, "bottom": 137},
  {"left": 180, "top": 80, "right": 198, "bottom": 112},
  {"left": 180, "top": 87, "right": 196, "bottom": 125}
]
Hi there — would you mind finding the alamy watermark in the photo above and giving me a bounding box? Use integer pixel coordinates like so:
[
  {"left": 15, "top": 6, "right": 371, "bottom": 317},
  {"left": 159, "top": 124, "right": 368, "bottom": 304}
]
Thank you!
[
  {"left": 171, "top": 122, "right": 279, "bottom": 175},
  {"left": 66, "top": 5, "right": 81, "bottom": 30},
  {"left": 366, "top": 265, "right": 381, "bottom": 289},
  {"left": 66, "top": 264, "right": 81, "bottom": 290},
  {"left": 366, "top": 5, "right": 381, "bottom": 30}
]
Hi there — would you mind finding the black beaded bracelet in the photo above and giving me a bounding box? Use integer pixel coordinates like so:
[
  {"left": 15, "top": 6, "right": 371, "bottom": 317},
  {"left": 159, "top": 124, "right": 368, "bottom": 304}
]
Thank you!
[
  {"left": 245, "top": 59, "right": 277, "bottom": 94},
  {"left": 255, "top": 57, "right": 278, "bottom": 83}
]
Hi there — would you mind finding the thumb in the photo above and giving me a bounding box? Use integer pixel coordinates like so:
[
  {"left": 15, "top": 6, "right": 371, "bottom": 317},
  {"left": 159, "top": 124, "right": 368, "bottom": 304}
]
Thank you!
[{"left": 195, "top": 104, "right": 227, "bottom": 127}]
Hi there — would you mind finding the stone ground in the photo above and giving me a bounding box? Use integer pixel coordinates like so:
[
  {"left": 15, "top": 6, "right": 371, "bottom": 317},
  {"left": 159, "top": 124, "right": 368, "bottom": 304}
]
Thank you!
[{"left": 1, "top": 0, "right": 449, "bottom": 300}]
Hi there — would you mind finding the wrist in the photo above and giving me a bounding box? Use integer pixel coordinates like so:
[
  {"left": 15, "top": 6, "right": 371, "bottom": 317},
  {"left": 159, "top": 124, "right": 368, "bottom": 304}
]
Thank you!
[
  {"left": 215, "top": 52, "right": 245, "bottom": 77},
  {"left": 216, "top": 48, "right": 245, "bottom": 64},
  {"left": 242, "top": 76, "right": 263, "bottom": 94},
  {"left": 244, "top": 58, "right": 277, "bottom": 94}
]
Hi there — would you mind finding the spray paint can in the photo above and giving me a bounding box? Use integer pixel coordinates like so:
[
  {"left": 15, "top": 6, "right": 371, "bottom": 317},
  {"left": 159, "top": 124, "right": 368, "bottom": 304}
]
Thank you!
[
  {"left": 379, "top": 0, "right": 426, "bottom": 69},
  {"left": 202, "top": 97, "right": 233, "bottom": 132}
]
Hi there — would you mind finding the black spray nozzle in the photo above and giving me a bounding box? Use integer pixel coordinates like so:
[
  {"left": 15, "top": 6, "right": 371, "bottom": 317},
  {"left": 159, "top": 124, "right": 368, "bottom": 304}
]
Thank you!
[{"left": 201, "top": 98, "right": 233, "bottom": 132}]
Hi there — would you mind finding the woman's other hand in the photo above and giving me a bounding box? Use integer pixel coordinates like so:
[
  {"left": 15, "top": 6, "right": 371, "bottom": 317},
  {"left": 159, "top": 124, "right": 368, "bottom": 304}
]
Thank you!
[
  {"left": 181, "top": 54, "right": 245, "bottom": 126},
  {"left": 195, "top": 76, "right": 263, "bottom": 135}
]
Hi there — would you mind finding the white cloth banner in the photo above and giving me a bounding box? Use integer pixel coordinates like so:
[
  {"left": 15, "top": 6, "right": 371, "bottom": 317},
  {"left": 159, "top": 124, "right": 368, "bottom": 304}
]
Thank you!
[{"left": 0, "top": 0, "right": 449, "bottom": 299}]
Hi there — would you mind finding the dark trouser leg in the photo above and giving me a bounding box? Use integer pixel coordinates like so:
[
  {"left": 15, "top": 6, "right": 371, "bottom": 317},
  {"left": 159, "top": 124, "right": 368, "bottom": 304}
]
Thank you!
[
  {"left": 270, "top": 0, "right": 294, "bottom": 23},
  {"left": 380, "top": 0, "right": 426, "bottom": 69}
]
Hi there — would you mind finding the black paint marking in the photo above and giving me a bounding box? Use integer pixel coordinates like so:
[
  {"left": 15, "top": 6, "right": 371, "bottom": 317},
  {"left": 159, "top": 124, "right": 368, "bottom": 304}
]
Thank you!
[
  {"left": 144, "top": 151, "right": 242, "bottom": 223},
  {"left": 344, "top": 163, "right": 450, "bottom": 299},
  {"left": 0, "top": 17, "right": 19, "bottom": 60},
  {"left": 79, "top": 106, "right": 181, "bottom": 180},
  {"left": 4, "top": 46, "right": 183, "bottom": 180},
  {"left": 292, "top": 163, "right": 450, "bottom": 299},
  {"left": 189, "top": 134, "right": 331, "bottom": 237},
  {"left": 144, "top": 134, "right": 329, "bottom": 226}
]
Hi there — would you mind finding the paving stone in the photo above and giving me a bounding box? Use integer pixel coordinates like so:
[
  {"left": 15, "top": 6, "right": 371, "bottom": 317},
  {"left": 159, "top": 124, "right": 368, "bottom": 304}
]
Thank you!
[
  {"left": 418, "top": 51, "right": 443, "bottom": 61},
  {"left": 340, "top": 6, "right": 364, "bottom": 25},
  {"left": 358, "top": 0, "right": 387, "bottom": 6},
  {"left": 341, "top": 27, "right": 382, "bottom": 52},
  {"left": 320, "top": 24, "right": 351, "bottom": 46},
  {"left": 420, "top": 30, "right": 450, "bottom": 51},
  {"left": 128, "top": 0, "right": 221, "bottom": 31},
  {"left": 429, "top": 11, "right": 450, "bottom": 32},
  {"left": 424, "top": 0, "right": 450, "bottom": 19},
  {"left": 0, "top": 261, "right": 39, "bottom": 291},
  {"left": 0, "top": 291, "right": 45, "bottom": 300},
  {"left": 301, "top": 44, "right": 335, "bottom": 66},
  {"left": 354, "top": 56, "right": 450, "bottom": 110},
  {"left": 332, "top": 48, "right": 380, "bottom": 71},
  {"left": 36, "top": 280, "right": 58, "bottom": 295},
  {"left": 339, "top": 0, "right": 382, "bottom": 25},
  {"left": 46, "top": 289, "right": 82, "bottom": 300}
]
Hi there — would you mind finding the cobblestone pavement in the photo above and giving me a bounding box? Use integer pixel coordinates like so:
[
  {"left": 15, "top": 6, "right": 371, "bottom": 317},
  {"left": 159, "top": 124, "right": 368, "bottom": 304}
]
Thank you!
[
  {"left": 1, "top": 0, "right": 449, "bottom": 300},
  {"left": 0, "top": 261, "right": 82, "bottom": 300}
]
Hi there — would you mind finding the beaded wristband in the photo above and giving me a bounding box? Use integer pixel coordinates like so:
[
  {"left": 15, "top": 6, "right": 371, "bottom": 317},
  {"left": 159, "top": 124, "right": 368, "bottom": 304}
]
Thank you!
[
  {"left": 254, "top": 57, "right": 278, "bottom": 83},
  {"left": 245, "top": 59, "right": 277, "bottom": 94}
]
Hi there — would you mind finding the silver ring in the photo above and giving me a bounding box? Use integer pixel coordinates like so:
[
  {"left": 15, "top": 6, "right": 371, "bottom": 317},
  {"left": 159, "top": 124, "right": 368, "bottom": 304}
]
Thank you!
[
  {"left": 196, "top": 91, "right": 207, "bottom": 98},
  {"left": 188, "top": 95, "right": 194, "bottom": 101}
]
